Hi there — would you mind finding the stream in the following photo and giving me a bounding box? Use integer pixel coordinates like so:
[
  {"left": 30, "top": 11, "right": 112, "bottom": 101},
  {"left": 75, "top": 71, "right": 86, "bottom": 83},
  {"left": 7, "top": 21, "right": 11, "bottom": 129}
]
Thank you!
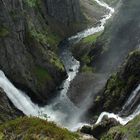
[{"left": 0, "top": 0, "right": 140, "bottom": 132}]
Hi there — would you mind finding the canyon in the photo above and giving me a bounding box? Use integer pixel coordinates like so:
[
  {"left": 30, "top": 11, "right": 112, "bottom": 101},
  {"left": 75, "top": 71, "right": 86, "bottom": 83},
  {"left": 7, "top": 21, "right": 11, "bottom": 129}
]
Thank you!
[{"left": 0, "top": 0, "right": 140, "bottom": 140}]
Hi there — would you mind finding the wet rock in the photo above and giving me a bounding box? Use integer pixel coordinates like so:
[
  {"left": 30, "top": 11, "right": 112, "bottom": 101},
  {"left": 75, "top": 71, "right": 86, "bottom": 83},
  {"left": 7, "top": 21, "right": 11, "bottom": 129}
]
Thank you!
[{"left": 69, "top": 68, "right": 74, "bottom": 72}]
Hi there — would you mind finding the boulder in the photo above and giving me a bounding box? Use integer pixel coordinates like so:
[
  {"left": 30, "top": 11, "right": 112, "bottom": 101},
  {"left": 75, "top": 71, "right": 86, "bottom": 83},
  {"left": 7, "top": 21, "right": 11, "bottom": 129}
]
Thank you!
[{"left": 81, "top": 116, "right": 119, "bottom": 139}]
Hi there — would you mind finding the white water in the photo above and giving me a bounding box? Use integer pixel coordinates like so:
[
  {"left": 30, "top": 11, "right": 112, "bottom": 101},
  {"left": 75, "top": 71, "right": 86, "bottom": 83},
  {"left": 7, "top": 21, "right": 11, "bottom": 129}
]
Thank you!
[
  {"left": 69, "top": 0, "right": 114, "bottom": 41},
  {"left": 122, "top": 84, "right": 140, "bottom": 111},
  {"left": 0, "top": 0, "right": 140, "bottom": 132},
  {"left": 96, "top": 84, "right": 140, "bottom": 125}
]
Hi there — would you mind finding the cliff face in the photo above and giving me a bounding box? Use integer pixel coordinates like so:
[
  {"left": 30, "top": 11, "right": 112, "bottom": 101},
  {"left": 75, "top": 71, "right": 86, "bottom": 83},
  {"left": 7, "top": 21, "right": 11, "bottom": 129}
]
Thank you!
[
  {"left": 0, "top": 0, "right": 66, "bottom": 104},
  {"left": 46, "top": 0, "right": 82, "bottom": 25},
  {"left": 45, "top": 0, "right": 85, "bottom": 36}
]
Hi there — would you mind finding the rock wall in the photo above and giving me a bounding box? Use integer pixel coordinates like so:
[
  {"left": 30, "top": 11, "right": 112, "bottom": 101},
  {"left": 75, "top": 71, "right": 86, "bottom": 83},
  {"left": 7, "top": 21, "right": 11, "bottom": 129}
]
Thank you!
[
  {"left": 46, "top": 0, "right": 82, "bottom": 25},
  {"left": 0, "top": 0, "right": 66, "bottom": 104},
  {"left": 45, "top": 0, "right": 85, "bottom": 36}
]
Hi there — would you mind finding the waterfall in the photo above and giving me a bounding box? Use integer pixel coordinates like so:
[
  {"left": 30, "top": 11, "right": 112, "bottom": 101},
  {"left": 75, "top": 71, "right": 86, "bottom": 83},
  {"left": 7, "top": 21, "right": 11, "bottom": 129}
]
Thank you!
[
  {"left": 96, "top": 84, "right": 140, "bottom": 125},
  {"left": 121, "top": 84, "right": 140, "bottom": 115},
  {"left": 0, "top": 0, "right": 116, "bottom": 131}
]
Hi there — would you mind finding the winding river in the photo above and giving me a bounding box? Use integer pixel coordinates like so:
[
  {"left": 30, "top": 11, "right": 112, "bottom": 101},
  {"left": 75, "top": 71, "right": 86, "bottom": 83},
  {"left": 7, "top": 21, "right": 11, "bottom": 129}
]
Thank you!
[{"left": 0, "top": 0, "right": 140, "bottom": 132}]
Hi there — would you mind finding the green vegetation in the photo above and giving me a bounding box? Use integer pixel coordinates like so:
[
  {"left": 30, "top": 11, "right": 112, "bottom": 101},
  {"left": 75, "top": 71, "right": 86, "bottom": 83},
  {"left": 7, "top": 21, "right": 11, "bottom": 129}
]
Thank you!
[
  {"left": 101, "top": 115, "right": 140, "bottom": 140},
  {"left": 82, "top": 32, "right": 102, "bottom": 44},
  {"left": 103, "top": 74, "right": 125, "bottom": 109},
  {"left": 80, "top": 54, "right": 94, "bottom": 73},
  {"left": 81, "top": 65, "right": 94, "bottom": 73},
  {"left": 34, "top": 66, "right": 52, "bottom": 84},
  {"left": 81, "top": 55, "right": 91, "bottom": 64},
  {"left": 0, "top": 117, "right": 80, "bottom": 140},
  {"left": 28, "top": 20, "right": 60, "bottom": 48},
  {"left": 49, "top": 51, "right": 65, "bottom": 71},
  {"left": 0, "top": 27, "right": 9, "bottom": 37},
  {"left": 25, "top": 0, "right": 37, "bottom": 7}
]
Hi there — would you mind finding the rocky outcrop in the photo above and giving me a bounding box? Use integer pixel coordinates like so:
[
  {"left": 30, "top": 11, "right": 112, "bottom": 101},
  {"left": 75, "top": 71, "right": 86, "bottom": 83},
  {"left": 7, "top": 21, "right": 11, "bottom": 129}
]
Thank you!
[
  {"left": 81, "top": 116, "right": 119, "bottom": 139},
  {"left": 101, "top": 115, "right": 140, "bottom": 140},
  {"left": 0, "top": 87, "right": 23, "bottom": 124},
  {"left": 0, "top": 0, "right": 66, "bottom": 104}
]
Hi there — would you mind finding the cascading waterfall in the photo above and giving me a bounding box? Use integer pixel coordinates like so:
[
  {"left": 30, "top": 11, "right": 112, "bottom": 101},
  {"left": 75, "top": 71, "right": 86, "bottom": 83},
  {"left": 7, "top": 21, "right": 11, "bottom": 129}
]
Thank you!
[
  {"left": 2, "top": 0, "right": 139, "bottom": 132},
  {"left": 121, "top": 84, "right": 140, "bottom": 115},
  {"left": 96, "top": 84, "right": 140, "bottom": 125}
]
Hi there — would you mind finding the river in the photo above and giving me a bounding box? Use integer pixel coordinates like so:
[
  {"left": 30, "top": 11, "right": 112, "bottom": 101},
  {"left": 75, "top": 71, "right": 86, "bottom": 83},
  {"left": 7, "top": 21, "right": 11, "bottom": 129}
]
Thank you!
[{"left": 0, "top": 0, "right": 140, "bottom": 132}]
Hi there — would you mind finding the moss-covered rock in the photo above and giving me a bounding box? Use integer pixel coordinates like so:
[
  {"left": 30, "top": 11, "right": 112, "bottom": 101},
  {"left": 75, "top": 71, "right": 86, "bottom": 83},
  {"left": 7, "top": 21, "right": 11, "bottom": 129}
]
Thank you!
[
  {"left": 101, "top": 115, "right": 140, "bottom": 140},
  {"left": 81, "top": 116, "right": 119, "bottom": 139},
  {"left": 0, "top": 26, "right": 9, "bottom": 38}
]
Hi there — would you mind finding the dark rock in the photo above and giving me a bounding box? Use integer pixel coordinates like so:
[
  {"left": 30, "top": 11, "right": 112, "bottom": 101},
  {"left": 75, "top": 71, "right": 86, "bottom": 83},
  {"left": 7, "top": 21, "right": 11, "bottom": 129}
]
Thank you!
[
  {"left": 45, "top": 0, "right": 82, "bottom": 25},
  {"left": 0, "top": 87, "right": 23, "bottom": 124},
  {"left": 69, "top": 68, "right": 74, "bottom": 72},
  {"left": 45, "top": 0, "right": 85, "bottom": 36},
  {"left": 67, "top": 73, "right": 107, "bottom": 108}
]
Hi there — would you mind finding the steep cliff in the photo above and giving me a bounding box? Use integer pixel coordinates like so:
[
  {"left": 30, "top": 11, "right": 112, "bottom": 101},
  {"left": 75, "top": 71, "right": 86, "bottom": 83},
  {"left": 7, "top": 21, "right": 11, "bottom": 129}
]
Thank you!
[
  {"left": 45, "top": 0, "right": 85, "bottom": 36},
  {"left": 46, "top": 0, "right": 82, "bottom": 24},
  {"left": 0, "top": 0, "right": 66, "bottom": 104},
  {"left": 89, "top": 49, "right": 140, "bottom": 116}
]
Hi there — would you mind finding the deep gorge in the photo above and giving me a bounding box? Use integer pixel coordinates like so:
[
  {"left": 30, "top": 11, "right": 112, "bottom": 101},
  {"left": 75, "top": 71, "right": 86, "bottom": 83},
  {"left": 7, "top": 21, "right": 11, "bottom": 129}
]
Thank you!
[{"left": 0, "top": 0, "right": 140, "bottom": 140}]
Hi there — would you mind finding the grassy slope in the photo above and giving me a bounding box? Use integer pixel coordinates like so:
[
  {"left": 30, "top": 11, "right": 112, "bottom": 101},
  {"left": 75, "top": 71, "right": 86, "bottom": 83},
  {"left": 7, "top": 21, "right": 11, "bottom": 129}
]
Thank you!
[{"left": 0, "top": 117, "right": 80, "bottom": 140}]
